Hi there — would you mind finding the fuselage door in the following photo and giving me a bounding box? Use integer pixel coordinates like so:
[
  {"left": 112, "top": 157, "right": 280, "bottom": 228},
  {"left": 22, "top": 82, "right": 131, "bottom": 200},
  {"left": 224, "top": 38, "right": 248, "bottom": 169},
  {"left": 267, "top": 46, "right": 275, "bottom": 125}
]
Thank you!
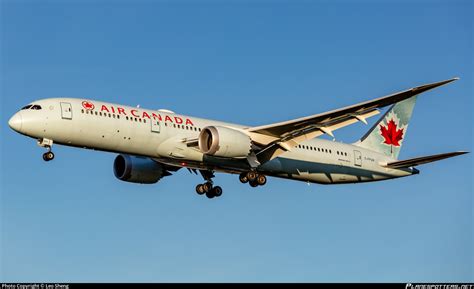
[
  {"left": 354, "top": 150, "right": 362, "bottom": 167},
  {"left": 60, "top": 102, "right": 72, "bottom": 120},
  {"left": 151, "top": 119, "right": 160, "bottom": 133}
]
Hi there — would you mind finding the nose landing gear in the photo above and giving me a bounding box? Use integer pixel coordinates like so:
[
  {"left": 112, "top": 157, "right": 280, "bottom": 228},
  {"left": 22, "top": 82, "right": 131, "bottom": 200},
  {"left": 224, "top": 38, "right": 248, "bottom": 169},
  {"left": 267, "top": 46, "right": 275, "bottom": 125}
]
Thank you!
[
  {"left": 42, "top": 151, "right": 55, "bottom": 161},
  {"left": 38, "top": 138, "right": 55, "bottom": 162}
]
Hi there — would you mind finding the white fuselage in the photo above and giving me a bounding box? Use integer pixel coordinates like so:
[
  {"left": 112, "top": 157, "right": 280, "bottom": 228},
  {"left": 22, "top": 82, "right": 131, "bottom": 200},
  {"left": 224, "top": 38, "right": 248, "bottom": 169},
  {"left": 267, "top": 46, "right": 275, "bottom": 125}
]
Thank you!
[{"left": 9, "top": 98, "right": 416, "bottom": 184}]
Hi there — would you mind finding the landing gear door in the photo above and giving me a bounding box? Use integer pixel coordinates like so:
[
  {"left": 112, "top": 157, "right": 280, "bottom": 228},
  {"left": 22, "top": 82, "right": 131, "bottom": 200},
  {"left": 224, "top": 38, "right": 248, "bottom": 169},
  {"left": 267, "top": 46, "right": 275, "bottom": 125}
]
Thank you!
[
  {"left": 354, "top": 150, "right": 362, "bottom": 167},
  {"left": 151, "top": 119, "right": 160, "bottom": 133},
  {"left": 60, "top": 102, "right": 72, "bottom": 119}
]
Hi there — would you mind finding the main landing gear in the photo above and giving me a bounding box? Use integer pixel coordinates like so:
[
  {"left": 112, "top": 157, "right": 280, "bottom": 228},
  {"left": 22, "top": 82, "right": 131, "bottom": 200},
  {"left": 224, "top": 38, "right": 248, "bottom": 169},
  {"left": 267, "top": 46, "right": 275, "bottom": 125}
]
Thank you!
[
  {"left": 38, "top": 138, "right": 55, "bottom": 162},
  {"left": 239, "top": 171, "right": 267, "bottom": 188},
  {"left": 195, "top": 170, "right": 223, "bottom": 199},
  {"left": 195, "top": 183, "right": 223, "bottom": 199}
]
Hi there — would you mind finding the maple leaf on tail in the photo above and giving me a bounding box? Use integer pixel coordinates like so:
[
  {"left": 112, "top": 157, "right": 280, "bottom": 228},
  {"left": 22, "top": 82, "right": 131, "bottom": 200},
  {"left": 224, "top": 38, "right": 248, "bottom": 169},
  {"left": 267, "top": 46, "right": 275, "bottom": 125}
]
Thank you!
[{"left": 380, "top": 119, "right": 404, "bottom": 147}]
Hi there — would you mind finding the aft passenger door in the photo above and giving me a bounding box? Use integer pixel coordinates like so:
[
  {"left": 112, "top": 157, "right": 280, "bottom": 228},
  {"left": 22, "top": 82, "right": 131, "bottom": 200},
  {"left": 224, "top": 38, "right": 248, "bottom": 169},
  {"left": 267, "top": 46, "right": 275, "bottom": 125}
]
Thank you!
[
  {"left": 151, "top": 119, "right": 160, "bottom": 133},
  {"left": 60, "top": 102, "right": 72, "bottom": 119},
  {"left": 354, "top": 150, "right": 362, "bottom": 167}
]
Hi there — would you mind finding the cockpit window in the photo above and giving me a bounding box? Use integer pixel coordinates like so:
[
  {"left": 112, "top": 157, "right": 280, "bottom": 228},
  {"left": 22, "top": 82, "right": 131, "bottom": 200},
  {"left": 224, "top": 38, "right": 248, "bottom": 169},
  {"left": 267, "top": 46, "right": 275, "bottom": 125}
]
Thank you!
[
  {"left": 21, "top": 105, "right": 33, "bottom": 110},
  {"left": 31, "top": 105, "right": 42, "bottom": 110}
]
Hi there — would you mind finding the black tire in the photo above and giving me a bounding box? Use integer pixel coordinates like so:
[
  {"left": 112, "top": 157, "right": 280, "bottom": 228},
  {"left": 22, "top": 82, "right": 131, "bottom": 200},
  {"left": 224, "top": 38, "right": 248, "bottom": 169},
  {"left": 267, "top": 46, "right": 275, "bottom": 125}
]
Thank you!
[
  {"left": 47, "top": 152, "right": 54, "bottom": 160},
  {"left": 196, "top": 184, "right": 205, "bottom": 195},
  {"left": 206, "top": 190, "right": 215, "bottom": 199},
  {"left": 249, "top": 180, "right": 259, "bottom": 187},
  {"left": 203, "top": 182, "right": 213, "bottom": 192},
  {"left": 257, "top": 175, "right": 267, "bottom": 186},
  {"left": 213, "top": 186, "right": 223, "bottom": 197},
  {"left": 239, "top": 173, "right": 248, "bottom": 183},
  {"left": 247, "top": 171, "right": 257, "bottom": 182},
  {"left": 43, "top": 152, "right": 54, "bottom": 161}
]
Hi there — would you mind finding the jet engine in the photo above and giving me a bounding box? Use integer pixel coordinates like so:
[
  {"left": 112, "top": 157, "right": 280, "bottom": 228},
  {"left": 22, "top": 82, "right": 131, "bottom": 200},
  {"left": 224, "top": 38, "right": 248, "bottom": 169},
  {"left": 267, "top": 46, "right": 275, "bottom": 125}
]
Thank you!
[
  {"left": 113, "top": 154, "right": 164, "bottom": 184},
  {"left": 198, "top": 126, "right": 252, "bottom": 158}
]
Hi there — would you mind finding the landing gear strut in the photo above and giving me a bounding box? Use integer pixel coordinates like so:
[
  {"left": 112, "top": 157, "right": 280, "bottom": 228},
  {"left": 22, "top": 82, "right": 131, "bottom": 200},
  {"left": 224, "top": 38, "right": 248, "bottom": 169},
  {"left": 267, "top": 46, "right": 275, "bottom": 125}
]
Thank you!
[
  {"left": 38, "top": 138, "right": 54, "bottom": 162},
  {"left": 240, "top": 171, "right": 267, "bottom": 188},
  {"left": 195, "top": 170, "right": 223, "bottom": 199}
]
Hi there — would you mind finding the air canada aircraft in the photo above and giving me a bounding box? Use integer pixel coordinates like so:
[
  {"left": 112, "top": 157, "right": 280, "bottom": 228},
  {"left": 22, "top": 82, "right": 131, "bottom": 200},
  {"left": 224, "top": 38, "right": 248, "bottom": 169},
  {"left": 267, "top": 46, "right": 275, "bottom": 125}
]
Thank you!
[{"left": 8, "top": 78, "right": 468, "bottom": 199}]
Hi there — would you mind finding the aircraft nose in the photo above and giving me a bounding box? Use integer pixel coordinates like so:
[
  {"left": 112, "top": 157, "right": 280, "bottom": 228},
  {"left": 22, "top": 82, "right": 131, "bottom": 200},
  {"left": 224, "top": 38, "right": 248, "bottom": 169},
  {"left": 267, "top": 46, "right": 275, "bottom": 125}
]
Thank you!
[{"left": 8, "top": 112, "right": 23, "bottom": 132}]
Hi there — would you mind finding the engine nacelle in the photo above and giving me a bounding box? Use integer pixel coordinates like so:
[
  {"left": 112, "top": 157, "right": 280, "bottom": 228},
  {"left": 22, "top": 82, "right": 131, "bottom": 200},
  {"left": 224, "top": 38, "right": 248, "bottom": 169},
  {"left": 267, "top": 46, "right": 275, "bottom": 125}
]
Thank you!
[
  {"left": 113, "top": 154, "right": 164, "bottom": 184},
  {"left": 198, "top": 126, "right": 252, "bottom": 158}
]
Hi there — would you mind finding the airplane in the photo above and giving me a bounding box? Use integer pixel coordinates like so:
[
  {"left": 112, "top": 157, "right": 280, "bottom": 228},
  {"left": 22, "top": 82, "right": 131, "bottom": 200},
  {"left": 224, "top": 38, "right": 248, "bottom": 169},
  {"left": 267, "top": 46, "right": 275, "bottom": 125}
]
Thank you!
[{"left": 8, "top": 77, "right": 468, "bottom": 199}]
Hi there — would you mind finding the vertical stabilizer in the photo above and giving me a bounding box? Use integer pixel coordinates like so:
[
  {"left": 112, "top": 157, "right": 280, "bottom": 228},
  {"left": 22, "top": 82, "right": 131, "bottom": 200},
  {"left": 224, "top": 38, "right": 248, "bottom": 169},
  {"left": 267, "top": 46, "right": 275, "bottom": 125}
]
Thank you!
[{"left": 354, "top": 96, "right": 417, "bottom": 159}]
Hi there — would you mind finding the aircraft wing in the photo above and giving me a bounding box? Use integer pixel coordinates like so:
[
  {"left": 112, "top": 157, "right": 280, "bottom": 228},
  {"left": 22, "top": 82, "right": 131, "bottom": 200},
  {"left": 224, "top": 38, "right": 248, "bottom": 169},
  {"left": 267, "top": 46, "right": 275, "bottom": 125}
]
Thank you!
[
  {"left": 246, "top": 78, "right": 459, "bottom": 163},
  {"left": 383, "top": 151, "right": 468, "bottom": 169}
]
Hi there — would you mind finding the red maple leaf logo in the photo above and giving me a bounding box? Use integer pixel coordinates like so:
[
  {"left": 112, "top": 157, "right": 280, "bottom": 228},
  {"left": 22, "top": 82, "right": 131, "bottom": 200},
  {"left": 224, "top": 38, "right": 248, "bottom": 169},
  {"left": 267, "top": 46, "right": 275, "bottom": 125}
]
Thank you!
[
  {"left": 82, "top": 101, "right": 94, "bottom": 110},
  {"left": 380, "top": 119, "right": 404, "bottom": 147}
]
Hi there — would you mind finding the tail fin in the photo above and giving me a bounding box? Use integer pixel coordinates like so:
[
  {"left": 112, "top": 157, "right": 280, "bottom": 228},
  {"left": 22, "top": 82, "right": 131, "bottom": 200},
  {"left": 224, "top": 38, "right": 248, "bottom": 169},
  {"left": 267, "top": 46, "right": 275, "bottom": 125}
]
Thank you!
[{"left": 354, "top": 96, "right": 417, "bottom": 159}]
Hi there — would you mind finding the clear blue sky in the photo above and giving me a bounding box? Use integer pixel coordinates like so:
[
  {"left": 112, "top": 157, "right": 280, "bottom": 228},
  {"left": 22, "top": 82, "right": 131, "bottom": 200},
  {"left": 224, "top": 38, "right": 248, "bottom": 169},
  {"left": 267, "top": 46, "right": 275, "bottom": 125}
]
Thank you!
[{"left": 1, "top": 0, "right": 472, "bottom": 282}]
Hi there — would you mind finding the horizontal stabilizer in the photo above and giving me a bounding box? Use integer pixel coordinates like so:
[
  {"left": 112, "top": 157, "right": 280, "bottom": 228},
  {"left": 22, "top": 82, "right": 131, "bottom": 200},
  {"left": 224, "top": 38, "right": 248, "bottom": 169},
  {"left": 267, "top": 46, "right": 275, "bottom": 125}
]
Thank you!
[{"left": 384, "top": 151, "right": 468, "bottom": 169}]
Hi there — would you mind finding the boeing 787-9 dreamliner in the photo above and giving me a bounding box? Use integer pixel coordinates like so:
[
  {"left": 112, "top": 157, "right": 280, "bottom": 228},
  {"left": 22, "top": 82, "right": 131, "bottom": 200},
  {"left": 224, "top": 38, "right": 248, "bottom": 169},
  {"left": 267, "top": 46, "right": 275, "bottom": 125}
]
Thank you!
[{"left": 8, "top": 78, "right": 468, "bottom": 198}]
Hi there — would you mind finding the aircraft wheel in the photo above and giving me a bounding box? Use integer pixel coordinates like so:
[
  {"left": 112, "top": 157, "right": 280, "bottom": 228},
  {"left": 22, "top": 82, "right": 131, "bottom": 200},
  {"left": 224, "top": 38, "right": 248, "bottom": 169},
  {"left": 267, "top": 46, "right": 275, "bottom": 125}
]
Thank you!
[
  {"left": 206, "top": 190, "right": 215, "bottom": 199},
  {"left": 247, "top": 171, "right": 257, "bottom": 182},
  {"left": 43, "top": 151, "right": 54, "bottom": 161},
  {"left": 239, "top": 173, "right": 248, "bottom": 183},
  {"left": 249, "top": 180, "right": 259, "bottom": 187},
  {"left": 257, "top": 175, "right": 267, "bottom": 186},
  {"left": 203, "top": 182, "right": 213, "bottom": 193},
  {"left": 212, "top": 186, "right": 223, "bottom": 197},
  {"left": 196, "top": 184, "right": 205, "bottom": 195}
]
